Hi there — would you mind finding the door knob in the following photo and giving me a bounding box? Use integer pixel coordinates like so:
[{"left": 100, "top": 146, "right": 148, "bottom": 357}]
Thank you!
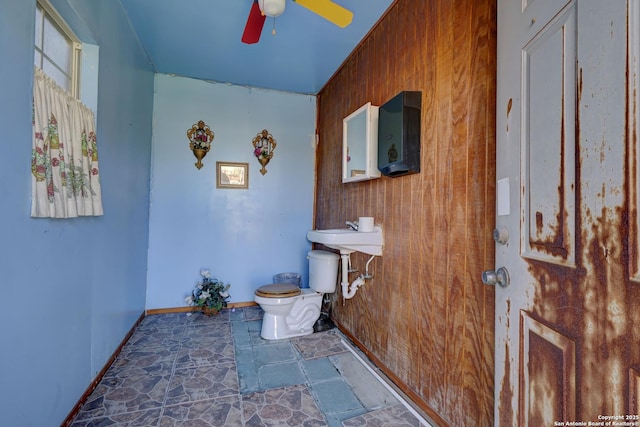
[{"left": 481, "top": 267, "right": 510, "bottom": 287}]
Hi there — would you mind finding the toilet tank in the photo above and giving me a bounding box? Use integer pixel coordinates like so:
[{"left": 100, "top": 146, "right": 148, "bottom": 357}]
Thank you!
[{"left": 308, "top": 250, "right": 339, "bottom": 293}]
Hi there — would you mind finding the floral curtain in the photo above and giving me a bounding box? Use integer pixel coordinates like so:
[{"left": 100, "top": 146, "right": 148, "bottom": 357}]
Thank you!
[{"left": 31, "top": 67, "right": 103, "bottom": 218}]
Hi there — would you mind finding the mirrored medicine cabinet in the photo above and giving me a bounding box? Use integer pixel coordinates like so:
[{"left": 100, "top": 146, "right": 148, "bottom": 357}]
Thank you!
[{"left": 342, "top": 102, "right": 381, "bottom": 183}]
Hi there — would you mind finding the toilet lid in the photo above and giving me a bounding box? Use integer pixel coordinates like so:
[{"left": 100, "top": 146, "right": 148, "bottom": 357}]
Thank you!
[{"left": 255, "top": 283, "right": 301, "bottom": 298}]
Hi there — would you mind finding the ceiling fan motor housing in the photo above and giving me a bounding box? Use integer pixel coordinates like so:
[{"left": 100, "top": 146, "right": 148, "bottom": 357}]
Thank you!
[{"left": 259, "top": 0, "right": 286, "bottom": 17}]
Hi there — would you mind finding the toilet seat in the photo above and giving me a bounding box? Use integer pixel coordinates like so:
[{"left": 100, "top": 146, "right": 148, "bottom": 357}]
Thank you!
[{"left": 254, "top": 283, "right": 301, "bottom": 298}]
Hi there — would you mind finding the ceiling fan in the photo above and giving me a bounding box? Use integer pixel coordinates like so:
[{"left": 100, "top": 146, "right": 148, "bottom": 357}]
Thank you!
[{"left": 241, "top": 0, "right": 354, "bottom": 44}]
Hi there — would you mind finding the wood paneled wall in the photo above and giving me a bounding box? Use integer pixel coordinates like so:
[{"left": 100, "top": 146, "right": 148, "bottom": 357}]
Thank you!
[{"left": 315, "top": 1, "right": 497, "bottom": 425}]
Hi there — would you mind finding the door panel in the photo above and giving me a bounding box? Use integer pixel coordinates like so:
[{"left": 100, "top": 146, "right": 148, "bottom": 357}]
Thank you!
[
  {"left": 521, "top": 4, "right": 576, "bottom": 266},
  {"left": 519, "top": 311, "right": 576, "bottom": 426},
  {"left": 632, "top": 370, "right": 640, "bottom": 414},
  {"left": 496, "top": 0, "right": 639, "bottom": 425},
  {"left": 630, "top": 0, "right": 640, "bottom": 283}
]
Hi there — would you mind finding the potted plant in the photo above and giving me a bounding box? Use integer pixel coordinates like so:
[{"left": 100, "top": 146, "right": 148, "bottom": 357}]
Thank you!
[{"left": 185, "top": 269, "right": 231, "bottom": 316}]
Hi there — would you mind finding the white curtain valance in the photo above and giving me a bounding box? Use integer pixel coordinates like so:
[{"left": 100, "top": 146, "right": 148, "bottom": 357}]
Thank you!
[{"left": 31, "top": 67, "right": 103, "bottom": 218}]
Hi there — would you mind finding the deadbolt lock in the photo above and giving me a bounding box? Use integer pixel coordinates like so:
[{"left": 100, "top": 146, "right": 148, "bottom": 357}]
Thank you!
[{"left": 493, "top": 226, "right": 509, "bottom": 245}]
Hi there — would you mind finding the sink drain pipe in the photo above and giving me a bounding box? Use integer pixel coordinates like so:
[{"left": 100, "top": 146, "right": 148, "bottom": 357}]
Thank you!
[{"left": 340, "top": 253, "right": 374, "bottom": 299}]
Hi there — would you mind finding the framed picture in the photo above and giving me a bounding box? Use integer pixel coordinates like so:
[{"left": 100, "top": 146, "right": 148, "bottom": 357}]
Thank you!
[{"left": 216, "top": 162, "right": 249, "bottom": 189}]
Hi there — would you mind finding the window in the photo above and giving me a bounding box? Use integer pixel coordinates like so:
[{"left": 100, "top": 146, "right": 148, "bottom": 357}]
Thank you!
[
  {"left": 34, "top": 0, "right": 81, "bottom": 98},
  {"left": 31, "top": 1, "right": 103, "bottom": 218}
]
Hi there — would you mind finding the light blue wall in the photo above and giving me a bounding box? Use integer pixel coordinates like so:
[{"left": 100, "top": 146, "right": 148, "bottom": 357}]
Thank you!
[
  {"left": 0, "top": 0, "right": 154, "bottom": 425},
  {"left": 0, "top": 0, "right": 317, "bottom": 423},
  {"left": 146, "top": 75, "right": 317, "bottom": 308}
]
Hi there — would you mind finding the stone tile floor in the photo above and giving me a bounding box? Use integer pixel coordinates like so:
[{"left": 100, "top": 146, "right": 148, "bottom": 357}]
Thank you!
[{"left": 70, "top": 306, "right": 431, "bottom": 426}]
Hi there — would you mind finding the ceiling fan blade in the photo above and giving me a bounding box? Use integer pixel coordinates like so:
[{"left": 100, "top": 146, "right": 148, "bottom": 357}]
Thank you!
[
  {"left": 293, "top": 0, "right": 353, "bottom": 28},
  {"left": 241, "top": 1, "right": 266, "bottom": 44}
]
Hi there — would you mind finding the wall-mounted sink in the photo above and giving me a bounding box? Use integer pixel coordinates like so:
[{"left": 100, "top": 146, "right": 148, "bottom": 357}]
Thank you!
[{"left": 307, "top": 225, "right": 383, "bottom": 256}]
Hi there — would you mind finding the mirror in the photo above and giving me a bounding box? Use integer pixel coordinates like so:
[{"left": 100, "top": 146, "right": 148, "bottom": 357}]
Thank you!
[{"left": 342, "top": 102, "right": 381, "bottom": 183}]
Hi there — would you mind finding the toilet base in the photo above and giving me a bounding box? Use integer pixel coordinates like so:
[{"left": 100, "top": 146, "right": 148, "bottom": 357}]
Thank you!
[
  {"left": 257, "top": 290, "right": 323, "bottom": 340},
  {"left": 260, "top": 312, "right": 315, "bottom": 340}
]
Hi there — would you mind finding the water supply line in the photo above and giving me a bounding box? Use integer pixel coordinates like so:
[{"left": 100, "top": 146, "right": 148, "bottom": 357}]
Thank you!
[{"left": 363, "top": 255, "right": 376, "bottom": 279}]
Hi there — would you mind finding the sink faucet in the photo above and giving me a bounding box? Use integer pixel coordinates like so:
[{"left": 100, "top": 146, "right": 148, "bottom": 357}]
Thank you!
[{"left": 345, "top": 221, "right": 358, "bottom": 231}]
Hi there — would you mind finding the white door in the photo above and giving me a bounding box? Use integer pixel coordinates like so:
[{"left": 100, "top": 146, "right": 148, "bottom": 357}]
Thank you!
[{"left": 494, "top": 0, "right": 640, "bottom": 425}]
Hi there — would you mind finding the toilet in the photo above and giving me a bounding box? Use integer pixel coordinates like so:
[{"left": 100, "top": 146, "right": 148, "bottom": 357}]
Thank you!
[{"left": 254, "top": 250, "right": 339, "bottom": 340}]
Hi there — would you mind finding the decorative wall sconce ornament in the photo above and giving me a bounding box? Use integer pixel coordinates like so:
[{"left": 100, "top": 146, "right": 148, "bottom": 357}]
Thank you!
[
  {"left": 187, "top": 120, "right": 214, "bottom": 169},
  {"left": 252, "top": 129, "right": 277, "bottom": 175}
]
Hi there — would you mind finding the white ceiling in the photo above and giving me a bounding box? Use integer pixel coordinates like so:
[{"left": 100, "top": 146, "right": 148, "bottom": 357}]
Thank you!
[{"left": 119, "top": 0, "right": 395, "bottom": 94}]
